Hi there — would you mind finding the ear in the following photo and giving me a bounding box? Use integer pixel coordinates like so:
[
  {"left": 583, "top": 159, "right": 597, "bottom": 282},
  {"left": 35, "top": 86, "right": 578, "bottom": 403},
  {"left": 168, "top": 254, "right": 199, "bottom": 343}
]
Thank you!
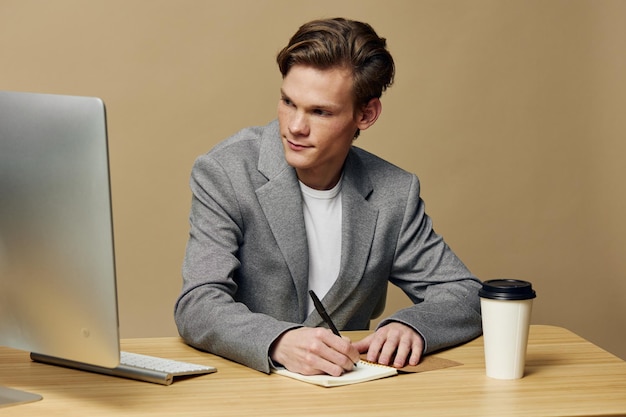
[{"left": 356, "top": 98, "right": 382, "bottom": 131}]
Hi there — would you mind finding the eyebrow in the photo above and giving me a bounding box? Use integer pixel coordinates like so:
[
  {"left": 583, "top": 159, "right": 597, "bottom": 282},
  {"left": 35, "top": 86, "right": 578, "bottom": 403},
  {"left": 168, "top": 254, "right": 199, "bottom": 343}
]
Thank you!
[{"left": 279, "top": 89, "right": 338, "bottom": 112}]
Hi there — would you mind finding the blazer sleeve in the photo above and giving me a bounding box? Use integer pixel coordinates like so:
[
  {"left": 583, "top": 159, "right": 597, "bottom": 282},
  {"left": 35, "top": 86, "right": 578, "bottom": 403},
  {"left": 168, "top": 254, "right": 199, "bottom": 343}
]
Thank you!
[
  {"left": 378, "top": 174, "right": 483, "bottom": 354},
  {"left": 174, "top": 154, "right": 300, "bottom": 373}
]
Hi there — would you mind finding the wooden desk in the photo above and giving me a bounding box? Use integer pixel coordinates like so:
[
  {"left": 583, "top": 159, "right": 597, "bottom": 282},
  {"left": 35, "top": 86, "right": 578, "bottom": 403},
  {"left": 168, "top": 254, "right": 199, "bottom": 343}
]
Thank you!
[{"left": 1, "top": 325, "right": 625, "bottom": 416}]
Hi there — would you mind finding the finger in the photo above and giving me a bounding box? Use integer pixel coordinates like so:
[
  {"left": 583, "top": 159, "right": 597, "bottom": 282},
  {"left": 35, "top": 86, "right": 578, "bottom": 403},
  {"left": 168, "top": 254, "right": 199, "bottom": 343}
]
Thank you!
[
  {"left": 408, "top": 338, "right": 424, "bottom": 366},
  {"left": 365, "top": 333, "right": 386, "bottom": 363},
  {"left": 340, "top": 336, "right": 362, "bottom": 364},
  {"left": 315, "top": 356, "right": 348, "bottom": 377},
  {"left": 317, "top": 330, "right": 359, "bottom": 372},
  {"left": 392, "top": 337, "right": 412, "bottom": 368},
  {"left": 296, "top": 343, "right": 348, "bottom": 376},
  {"left": 377, "top": 338, "right": 399, "bottom": 366},
  {"left": 374, "top": 329, "right": 402, "bottom": 366},
  {"left": 296, "top": 349, "right": 346, "bottom": 377}
]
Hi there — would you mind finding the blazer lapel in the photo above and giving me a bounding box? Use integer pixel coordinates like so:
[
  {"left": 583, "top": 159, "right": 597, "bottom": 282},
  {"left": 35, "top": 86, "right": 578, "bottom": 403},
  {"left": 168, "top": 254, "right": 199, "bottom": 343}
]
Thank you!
[
  {"left": 305, "top": 149, "right": 379, "bottom": 326},
  {"left": 255, "top": 122, "right": 310, "bottom": 321}
]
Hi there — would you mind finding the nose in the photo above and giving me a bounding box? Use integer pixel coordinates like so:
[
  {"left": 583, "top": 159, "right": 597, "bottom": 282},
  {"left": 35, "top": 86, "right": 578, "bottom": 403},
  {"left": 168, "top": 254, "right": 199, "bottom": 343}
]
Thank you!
[{"left": 288, "top": 111, "right": 309, "bottom": 137}]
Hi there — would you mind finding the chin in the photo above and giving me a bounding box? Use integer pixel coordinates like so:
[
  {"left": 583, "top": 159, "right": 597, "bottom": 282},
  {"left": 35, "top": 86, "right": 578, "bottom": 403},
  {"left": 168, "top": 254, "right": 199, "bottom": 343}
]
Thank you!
[{"left": 283, "top": 154, "right": 304, "bottom": 170}]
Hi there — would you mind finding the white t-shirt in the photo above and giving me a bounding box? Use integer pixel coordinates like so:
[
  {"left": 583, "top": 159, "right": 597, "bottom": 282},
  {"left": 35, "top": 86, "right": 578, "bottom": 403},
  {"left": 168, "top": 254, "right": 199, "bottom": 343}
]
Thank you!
[{"left": 299, "top": 179, "right": 342, "bottom": 315}]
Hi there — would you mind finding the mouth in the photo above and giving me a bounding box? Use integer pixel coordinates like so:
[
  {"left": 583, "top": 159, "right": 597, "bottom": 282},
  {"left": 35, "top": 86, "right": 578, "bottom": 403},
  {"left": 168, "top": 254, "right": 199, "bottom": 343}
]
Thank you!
[{"left": 285, "top": 138, "right": 311, "bottom": 151}]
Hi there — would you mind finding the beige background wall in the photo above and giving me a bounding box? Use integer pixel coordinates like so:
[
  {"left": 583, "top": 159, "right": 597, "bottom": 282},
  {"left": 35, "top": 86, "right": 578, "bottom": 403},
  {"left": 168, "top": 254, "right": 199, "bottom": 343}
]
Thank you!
[{"left": 2, "top": 0, "right": 625, "bottom": 360}]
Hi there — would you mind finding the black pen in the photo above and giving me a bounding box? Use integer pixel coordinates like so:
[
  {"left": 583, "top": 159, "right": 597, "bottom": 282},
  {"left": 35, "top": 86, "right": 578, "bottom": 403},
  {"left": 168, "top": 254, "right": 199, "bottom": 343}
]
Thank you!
[
  {"left": 309, "top": 290, "right": 341, "bottom": 337},
  {"left": 309, "top": 290, "right": 357, "bottom": 368}
]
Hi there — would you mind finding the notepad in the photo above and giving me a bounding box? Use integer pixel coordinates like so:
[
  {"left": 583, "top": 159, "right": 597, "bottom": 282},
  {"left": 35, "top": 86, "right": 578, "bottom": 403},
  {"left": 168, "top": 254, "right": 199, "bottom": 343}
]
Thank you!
[{"left": 272, "top": 360, "right": 397, "bottom": 387}]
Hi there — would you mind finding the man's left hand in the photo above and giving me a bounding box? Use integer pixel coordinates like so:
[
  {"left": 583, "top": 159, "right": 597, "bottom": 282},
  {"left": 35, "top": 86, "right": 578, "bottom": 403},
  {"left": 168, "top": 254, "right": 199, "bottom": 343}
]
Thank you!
[{"left": 352, "top": 322, "right": 424, "bottom": 368}]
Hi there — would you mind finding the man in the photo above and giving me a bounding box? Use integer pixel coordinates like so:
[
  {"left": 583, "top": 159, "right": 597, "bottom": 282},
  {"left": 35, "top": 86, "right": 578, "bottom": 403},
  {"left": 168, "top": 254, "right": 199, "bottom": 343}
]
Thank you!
[{"left": 174, "top": 17, "right": 482, "bottom": 376}]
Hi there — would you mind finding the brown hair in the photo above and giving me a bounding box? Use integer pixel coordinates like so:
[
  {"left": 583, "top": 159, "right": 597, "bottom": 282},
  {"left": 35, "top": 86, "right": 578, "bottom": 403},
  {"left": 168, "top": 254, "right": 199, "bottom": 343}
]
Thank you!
[{"left": 276, "top": 18, "right": 395, "bottom": 109}]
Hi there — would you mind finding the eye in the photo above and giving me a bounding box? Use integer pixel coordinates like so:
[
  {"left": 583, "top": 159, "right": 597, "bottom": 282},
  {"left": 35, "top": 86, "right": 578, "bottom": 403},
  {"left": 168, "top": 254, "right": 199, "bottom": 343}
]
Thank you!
[
  {"left": 313, "top": 108, "right": 330, "bottom": 116},
  {"left": 281, "top": 97, "right": 294, "bottom": 107}
]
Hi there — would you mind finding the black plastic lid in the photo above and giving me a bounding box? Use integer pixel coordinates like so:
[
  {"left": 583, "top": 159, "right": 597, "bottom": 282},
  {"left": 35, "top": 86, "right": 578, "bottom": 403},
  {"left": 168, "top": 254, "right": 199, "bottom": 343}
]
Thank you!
[{"left": 478, "top": 279, "right": 536, "bottom": 300}]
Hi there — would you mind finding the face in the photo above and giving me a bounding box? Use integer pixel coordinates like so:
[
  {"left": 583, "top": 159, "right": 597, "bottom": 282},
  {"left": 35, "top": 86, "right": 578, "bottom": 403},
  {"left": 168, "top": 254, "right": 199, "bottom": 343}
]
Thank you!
[{"left": 277, "top": 65, "right": 368, "bottom": 190}]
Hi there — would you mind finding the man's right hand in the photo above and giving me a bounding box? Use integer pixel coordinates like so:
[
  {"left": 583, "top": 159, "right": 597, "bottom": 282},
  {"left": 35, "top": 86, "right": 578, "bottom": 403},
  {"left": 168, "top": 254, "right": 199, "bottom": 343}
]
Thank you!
[{"left": 269, "top": 327, "right": 360, "bottom": 376}]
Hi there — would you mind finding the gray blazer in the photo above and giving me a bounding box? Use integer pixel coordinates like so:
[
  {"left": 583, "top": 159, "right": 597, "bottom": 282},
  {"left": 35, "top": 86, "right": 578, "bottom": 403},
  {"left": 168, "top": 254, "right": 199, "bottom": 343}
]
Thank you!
[{"left": 174, "top": 120, "right": 482, "bottom": 373}]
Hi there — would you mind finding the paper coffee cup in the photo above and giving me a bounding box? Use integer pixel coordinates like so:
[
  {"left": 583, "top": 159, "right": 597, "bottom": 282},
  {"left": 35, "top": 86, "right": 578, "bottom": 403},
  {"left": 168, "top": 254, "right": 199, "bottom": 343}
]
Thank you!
[{"left": 479, "top": 279, "right": 536, "bottom": 380}]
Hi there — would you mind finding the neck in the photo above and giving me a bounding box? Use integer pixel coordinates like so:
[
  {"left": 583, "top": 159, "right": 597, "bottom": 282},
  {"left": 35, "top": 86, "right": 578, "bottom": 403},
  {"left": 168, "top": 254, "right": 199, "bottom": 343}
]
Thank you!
[{"left": 296, "top": 169, "right": 342, "bottom": 190}]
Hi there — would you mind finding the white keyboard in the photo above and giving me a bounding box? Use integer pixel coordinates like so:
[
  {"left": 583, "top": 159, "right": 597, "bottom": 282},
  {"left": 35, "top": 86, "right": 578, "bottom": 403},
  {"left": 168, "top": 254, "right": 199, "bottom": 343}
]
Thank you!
[
  {"left": 120, "top": 351, "right": 216, "bottom": 377},
  {"left": 31, "top": 351, "right": 217, "bottom": 386}
]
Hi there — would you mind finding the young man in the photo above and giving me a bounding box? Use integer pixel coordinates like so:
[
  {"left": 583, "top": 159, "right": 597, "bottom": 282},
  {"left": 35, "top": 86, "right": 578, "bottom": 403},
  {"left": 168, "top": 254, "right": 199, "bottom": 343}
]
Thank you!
[{"left": 174, "top": 18, "right": 482, "bottom": 376}]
